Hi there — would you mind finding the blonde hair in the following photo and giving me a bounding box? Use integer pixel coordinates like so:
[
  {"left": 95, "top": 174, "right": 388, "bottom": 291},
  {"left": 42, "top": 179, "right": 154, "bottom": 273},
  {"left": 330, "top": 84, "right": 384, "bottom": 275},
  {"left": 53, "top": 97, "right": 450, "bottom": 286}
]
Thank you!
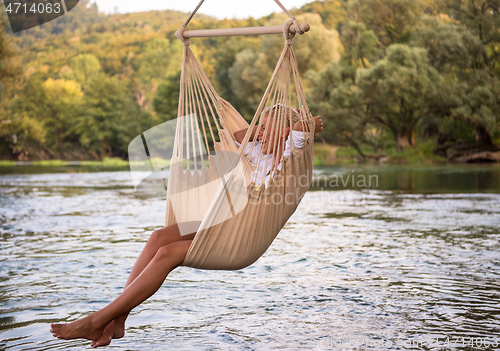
[{"left": 263, "top": 104, "right": 301, "bottom": 128}]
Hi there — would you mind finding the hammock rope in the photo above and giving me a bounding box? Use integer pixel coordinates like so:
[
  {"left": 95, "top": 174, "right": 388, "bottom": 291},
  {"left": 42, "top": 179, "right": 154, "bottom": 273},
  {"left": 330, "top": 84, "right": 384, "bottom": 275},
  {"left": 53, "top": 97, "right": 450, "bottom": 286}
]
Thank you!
[{"left": 166, "top": 1, "right": 315, "bottom": 270}]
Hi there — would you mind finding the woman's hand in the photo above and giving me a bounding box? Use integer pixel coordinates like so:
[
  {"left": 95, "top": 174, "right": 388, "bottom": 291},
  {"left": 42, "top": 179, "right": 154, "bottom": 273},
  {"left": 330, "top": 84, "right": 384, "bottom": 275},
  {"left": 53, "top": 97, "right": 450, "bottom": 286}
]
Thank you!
[
  {"left": 293, "top": 108, "right": 324, "bottom": 138},
  {"left": 313, "top": 116, "right": 323, "bottom": 138}
]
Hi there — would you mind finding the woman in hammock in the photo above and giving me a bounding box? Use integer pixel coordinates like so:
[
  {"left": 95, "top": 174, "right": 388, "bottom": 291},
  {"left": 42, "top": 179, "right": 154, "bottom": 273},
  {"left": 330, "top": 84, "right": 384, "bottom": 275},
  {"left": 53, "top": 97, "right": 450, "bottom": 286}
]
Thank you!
[
  {"left": 50, "top": 107, "right": 323, "bottom": 348},
  {"left": 234, "top": 105, "right": 323, "bottom": 186}
]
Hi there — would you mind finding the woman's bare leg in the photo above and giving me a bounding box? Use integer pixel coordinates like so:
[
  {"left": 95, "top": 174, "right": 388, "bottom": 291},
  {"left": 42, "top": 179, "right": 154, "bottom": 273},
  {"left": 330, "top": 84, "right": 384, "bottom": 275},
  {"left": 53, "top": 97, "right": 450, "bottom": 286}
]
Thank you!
[
  {"left": 90, "top": 224, "right": 192, "bottom": 346},
  {"left": 53, "top": 222, "right": 198, "bottom": 347},
  {"left": 89, "top": 223, "right": 197, "bottom": 347},
  {"left": 50, "top": 239, "right": 193, "bottom": 342},
  {"left": 91, "top": 222, "right": 198, "bottom": 347}
]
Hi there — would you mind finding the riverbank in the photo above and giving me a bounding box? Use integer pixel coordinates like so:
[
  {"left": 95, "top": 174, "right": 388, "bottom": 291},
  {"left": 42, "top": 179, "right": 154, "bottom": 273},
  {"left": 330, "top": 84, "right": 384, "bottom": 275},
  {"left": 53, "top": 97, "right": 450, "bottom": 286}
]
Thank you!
[
  {"left": 0, "top": 157, "right": 129, "bottom": 167},
  {"left": 313, "top": 143, "right": 447, "bottom": 166},
  {"left": 313, "top": 142, "right": 500, "bottom": 166},
  {"left": 1, "top": 143, "right": 498, "bottom": 168}
]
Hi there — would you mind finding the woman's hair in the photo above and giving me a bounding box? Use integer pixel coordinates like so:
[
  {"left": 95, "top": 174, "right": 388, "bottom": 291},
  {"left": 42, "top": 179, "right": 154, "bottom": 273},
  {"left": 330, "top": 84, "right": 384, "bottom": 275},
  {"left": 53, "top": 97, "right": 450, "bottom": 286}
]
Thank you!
[{"left": 263, "top": 104, "right": 301, "bottom": 128}]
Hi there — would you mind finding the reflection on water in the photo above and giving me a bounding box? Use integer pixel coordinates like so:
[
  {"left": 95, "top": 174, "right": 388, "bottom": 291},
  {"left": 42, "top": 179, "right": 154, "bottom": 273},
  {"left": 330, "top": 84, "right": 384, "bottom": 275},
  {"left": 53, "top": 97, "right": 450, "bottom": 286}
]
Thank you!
[
  {"left": 311, "top": 164, "right": 500, "bottom": 193},
  {"left": 0, "top": 166, "right": 499, "bottom": 350}
]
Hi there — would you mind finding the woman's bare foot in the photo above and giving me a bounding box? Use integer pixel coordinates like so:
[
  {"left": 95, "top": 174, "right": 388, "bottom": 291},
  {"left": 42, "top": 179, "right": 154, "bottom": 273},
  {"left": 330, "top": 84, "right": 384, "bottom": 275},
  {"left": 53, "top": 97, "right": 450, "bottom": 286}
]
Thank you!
[
  {"left": 50, "top": 314, "right": 105, "bottom": 341},
  {"left": 90, "top": 319, "right": 125, "bottom": 348}
]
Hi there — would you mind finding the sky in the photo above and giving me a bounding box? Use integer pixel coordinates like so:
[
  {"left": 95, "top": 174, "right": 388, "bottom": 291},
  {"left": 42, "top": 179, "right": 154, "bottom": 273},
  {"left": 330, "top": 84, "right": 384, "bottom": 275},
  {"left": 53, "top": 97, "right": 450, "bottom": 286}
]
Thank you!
[{"left": 92, "top": 0, "right": 314, "bottom": 19}]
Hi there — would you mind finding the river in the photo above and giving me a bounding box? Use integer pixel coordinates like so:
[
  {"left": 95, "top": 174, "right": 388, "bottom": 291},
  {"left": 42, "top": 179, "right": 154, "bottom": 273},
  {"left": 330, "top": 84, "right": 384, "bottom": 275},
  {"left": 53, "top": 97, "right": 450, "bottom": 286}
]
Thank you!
[{"left": 1, "top": 164, "right": 499, "bottom": 350}]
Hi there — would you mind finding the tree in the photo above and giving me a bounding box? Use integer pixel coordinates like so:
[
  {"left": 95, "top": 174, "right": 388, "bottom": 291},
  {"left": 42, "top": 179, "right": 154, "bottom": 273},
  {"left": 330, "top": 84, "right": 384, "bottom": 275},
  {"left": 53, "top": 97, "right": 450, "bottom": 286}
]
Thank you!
[
  {"left": 437, "top": 0, "right": 500, "bottom": 76},
  {"left": 450, "top": 71, "right": 500, "bottom": 147},
  {"left": 411, "top": 17, "right": 500, "bottom": 149},
  {"left": 13, "top": 0, "right": 102, "bottom": 48},
  {"left": 340, "top": 20, "right": 380, "bottom": 67},
  {"left": 40, "top": 78, "right": 83, "bottom": 155},
  {"left": 213, "top": 36, "right": 260, "bottom": 112},
  {"left": 411, "top": 17, "right": 482, "bottom": 73},
  {"left": 134, "top": 37, "right": 182, "bottom": 110},
  {"left": 348, "top": 0, "right": 428, "bottom": 46},
  {"left": 308, "top": 57, "right": 398, "bottom": 158},
  {"left": 76, "top": 73, "right": 145, "bottom": 158},
  {"left": 307, "top": 61, "right": 373, "bottom": 157},
  {"left": 294, "top": 13, "right": 344, "bottom": 72},
  {"left": 229, "top": 49, "right": 273, "bottom": 118},
  {"left": 153, "top": 71, "right": 181, "bottom": 122},
  {"left": 0, "top": 15, "right": 27, "bottom": 158},
  {"left": 357, "top": 44, "right": 444, "bottom": 151},
  {"left": 228, "top": 13, "right": 343, "bottom": 118},
  {"left": 7, "top": 75, "right": 47, "bottom": 158},
  {"left": 298, "top": 0, "right": 349, "bottom": 31},
  {"left": 69, "top": 54, "right": 102, "bottom": 86}
]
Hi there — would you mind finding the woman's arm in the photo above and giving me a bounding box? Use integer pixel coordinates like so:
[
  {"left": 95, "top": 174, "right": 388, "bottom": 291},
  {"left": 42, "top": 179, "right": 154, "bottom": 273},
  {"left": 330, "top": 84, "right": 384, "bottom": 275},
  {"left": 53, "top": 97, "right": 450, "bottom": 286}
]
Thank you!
[
  {"left": 293, "top": 116, "right": 324, "bottom": 137},
  {"left": 234, "top": 125, "right": 259, "bottom": 144}
]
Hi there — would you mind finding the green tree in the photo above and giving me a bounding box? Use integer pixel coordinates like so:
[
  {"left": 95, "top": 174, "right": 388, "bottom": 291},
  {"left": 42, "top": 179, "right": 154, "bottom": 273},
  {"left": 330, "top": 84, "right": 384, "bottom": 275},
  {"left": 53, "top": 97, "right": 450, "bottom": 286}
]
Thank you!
[
  {"left": 307, "top": 61, "right": 371, "bottom": 156},
  {"left": 450, "top": 71, "right": 500, "bottom": 147},
  {"left": 153, "top": 71, "right": 181, "bottom": 122},
  {"left": 308, "top": 59, "right": 393, "bottom": 158},
  {"left": 357, "top": 44, "right": 444, "bottom": 151},
  {"left": 213, "top": 36, "right": 260, "bottom": 112},
  {"left": 134, "top": 37, "right": 182, "bottom": 110},
  {"left": 309, "top": 44, "right": 450, "bottom": 155},
  {"left": 76, "top": 73, "right": 146, "bottom": 158},
  {"left": 229, "top": 49, "right": 273, "bottom": 118},
  {"left": 340, "top": 20, "right": 380, "bottom": 67},
  {"left": 0, "top": 15, "right": 27, "bottom": 158},
  {"left": 411, "top": 17, "right": 500, "bottom": 149},
  {"left": 437, "top": 0, "right": 500, "bottom": 76},
  {"left": 298, "top": 0, "right": 349, "bottom": 30},
  {"left": 40, "top": 78, "right": 83, "bottom": 155},
  {"left": 348, "top": 0, "right": 428, "bottom": 46},
  {"left": 7, "top": 75, "right": 47, "bottom": 158},
  {"left": 411, "top": 17, "right": 482, "bottom": 73},
  {"left": 69, "top": 54, "right": 102, "bottom": 86},
  {"left": 228, "top": 13, "right": 343, "bottom": 118}
]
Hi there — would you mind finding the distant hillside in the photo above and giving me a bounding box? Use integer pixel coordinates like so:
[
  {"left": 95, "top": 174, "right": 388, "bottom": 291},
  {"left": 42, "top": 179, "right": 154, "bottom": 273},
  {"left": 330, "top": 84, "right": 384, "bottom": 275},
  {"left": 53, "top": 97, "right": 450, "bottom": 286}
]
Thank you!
[
  {"left": 10, "top": 0, "right": 102, "bottom": 48},
  {"left": 2, "top": 0, "right": 497, "bottom": 162},
  {"left": 10, "top": 0, "right": 215, "bottom": 48}
]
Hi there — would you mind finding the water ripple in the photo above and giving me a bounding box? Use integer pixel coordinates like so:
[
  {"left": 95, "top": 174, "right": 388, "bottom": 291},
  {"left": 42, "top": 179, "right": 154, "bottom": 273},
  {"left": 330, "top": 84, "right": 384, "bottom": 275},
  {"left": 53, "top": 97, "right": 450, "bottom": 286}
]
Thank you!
[{"left": 0, "top": 171, "right": 499, "bottom": 350}]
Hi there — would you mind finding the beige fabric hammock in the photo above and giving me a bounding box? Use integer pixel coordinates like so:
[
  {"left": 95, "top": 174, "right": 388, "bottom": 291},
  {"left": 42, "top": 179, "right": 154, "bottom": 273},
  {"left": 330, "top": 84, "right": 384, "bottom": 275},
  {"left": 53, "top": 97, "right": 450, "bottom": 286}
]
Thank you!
[{"left": 166, "top": 0, "right": 315, "bottom": 270}]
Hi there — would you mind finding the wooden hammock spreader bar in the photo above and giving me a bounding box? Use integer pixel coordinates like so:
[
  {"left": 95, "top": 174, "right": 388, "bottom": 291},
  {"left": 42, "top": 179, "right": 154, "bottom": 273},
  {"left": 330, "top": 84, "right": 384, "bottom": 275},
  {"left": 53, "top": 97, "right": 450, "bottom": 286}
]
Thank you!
[{"left": 181, "top": 23, "right": 310, "bottom": 38}]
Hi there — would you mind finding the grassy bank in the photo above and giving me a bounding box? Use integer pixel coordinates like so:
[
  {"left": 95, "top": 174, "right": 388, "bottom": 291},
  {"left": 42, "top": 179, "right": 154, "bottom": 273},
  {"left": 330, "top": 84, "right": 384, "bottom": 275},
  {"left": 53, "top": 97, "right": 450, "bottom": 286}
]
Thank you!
[
  {"left": 313, "top": 142, "right": 447, "bottom": 166},
  {"left": 0, "top": 157, "right": 130, "bottom": 167},
  {"left": 0, "top": 144, "right": 451, "bottom": 168}
]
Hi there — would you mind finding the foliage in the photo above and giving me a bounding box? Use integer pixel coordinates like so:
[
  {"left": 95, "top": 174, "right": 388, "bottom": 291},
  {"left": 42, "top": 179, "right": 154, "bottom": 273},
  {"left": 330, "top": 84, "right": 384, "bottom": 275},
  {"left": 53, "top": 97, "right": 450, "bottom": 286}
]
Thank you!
[
  {"left": 153, "top": 71, "right": 181, "bottom": 122},
  {"left": 0, "top": 13, "right": 25, "bottom": 158},
  {"left": 410, "top": 16, "right": 500, "bottom": 148},
  {"left": 75, "top": 73, "right": 148, "bottom": 159},
  {"left": 0, "top": 0, "right": 499, "bottom": 162},
  {"left": 436, "top": 0, "right": 500, "bottom": 75},
  {"left": 67, "top": 53, "right": 102, "bottom": 85},
  {"left": 357, "top": 44, "right": 444, "bottom": 151},
  {"left": 348, "top": 0, "right": 428, "bottom": 46},
  {"left": 297, "top": 0, "right": 349, "bottom": 31},
  {"left": 385, "top": 140, "right": 446, "bottom": 165},
  {"left": 228, "top": 12, "right": 343, "bottom": 118},
  {"left": 41, "top": 78, "right": 83, "bottom": 154},
  {"left": 134, "top": 37, "right": 182, "bottom": 110}
]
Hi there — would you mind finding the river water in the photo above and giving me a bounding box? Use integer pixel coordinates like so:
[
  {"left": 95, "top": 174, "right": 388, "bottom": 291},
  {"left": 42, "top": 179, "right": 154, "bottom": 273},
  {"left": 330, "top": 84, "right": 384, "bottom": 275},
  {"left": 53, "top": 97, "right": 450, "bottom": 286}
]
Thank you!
[{"left": 1, "top": 165, "right": 500, "bottom": 350}]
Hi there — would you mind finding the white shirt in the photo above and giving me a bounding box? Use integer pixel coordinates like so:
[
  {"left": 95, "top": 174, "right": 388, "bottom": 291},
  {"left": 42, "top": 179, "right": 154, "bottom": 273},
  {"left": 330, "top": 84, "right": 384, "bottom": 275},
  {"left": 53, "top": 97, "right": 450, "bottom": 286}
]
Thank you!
[{"left": 235, "top": 130, "right": 305, "bottom": 187}]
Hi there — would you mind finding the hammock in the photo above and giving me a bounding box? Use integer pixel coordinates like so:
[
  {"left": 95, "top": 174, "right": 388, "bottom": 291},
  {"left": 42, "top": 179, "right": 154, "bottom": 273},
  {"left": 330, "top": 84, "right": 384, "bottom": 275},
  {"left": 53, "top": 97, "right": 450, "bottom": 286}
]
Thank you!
[{"left": 166, "top": 0, "right": 315, "bottom": 270}]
